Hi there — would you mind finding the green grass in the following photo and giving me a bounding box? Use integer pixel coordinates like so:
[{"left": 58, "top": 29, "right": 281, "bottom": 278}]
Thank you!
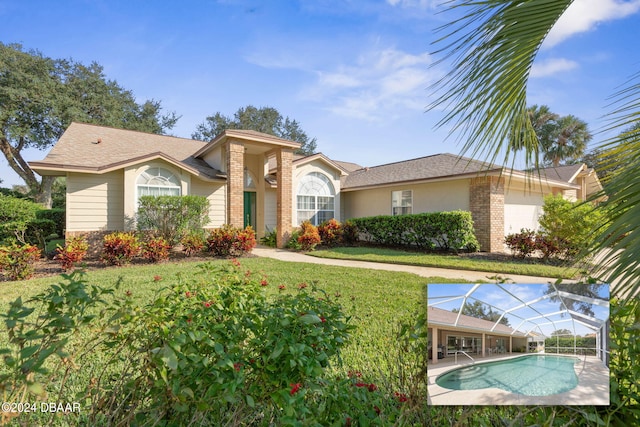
[
  {"left": 0, "top": 257, "right": 463, "bottom": 385},
  {"left": 308, "top": 246, "right": 581, "bottom": 279}
]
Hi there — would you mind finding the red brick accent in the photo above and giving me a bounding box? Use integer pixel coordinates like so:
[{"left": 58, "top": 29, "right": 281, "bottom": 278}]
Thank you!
[
  {"left": 469, "top": 176, "right": 505, "bottom": 252},
  {"left": 226, "top": 140, "right": 245, "bottom": 228},
  {"left": 276, "top": 148, "right": 293, "bottom": 248}
]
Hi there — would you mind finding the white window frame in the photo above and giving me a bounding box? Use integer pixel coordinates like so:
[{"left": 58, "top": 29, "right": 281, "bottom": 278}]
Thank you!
[
  {"left": 296, "top": 172, "right": 335, "bottom": 226},
  {"left": 391, "top": 190, "right": 412, "bottom": 215},
  {"left": 136, "top": 167, "right": 182, "bottom": 204}
]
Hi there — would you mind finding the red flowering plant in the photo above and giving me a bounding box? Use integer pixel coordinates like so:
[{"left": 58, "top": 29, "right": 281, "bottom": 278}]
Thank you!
[
  {"left": 54, "top": 236, "right": 89, "bottom": 272},
  {"left": 101, "top": 232, "right": 140, "bottom": 266},
  {"left": 180, "top": 231, "right": 205, "bottom": 257},
  {"left": 141, "top": 236, "right": 171, "bottom": 263},
  {"left": 318, "top": 218, "right": 343, "bottom": 247},
  {"left": 206, "top": 225, "right": 256, "bottom": 257},
  {"left": 0, "top": 243, "right": 41, "bottom": 280},
  {"left": 296, "top": 221, "right": 321, "bottom": 251}
]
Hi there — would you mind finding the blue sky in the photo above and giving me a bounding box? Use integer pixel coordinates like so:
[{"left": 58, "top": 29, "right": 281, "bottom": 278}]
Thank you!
[
  {"left": 428, "top": 283, "right": 610, "bottom": 337},
  {"left": 2, "top": 0, "right": 640, "bottom": 187}
]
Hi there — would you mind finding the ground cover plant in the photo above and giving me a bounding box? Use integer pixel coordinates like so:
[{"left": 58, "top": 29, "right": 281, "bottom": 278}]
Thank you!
[
  {"left": 309, "top": 246, "right": 580, "bottom": 279},
  {"left": 0, "top": 258, "right": 431, "bottom": 425}
]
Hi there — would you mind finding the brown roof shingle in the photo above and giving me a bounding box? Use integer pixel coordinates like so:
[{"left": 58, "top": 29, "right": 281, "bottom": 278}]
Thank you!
[
  {"left": 342, "top": 153, "right": 500, "bottom": 190},
  {"left": 31, "top": 122, "right": 223, "bottom": 179}
]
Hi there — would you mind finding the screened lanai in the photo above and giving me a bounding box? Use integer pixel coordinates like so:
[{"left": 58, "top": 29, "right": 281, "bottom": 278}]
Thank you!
[{"left": 427, "top": 283, "right": 610, "bottom": 367}]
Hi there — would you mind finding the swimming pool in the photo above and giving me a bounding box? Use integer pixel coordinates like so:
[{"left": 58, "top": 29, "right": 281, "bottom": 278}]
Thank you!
[{"left": 435, "top": 354, "right": 580, "bottom": 396}]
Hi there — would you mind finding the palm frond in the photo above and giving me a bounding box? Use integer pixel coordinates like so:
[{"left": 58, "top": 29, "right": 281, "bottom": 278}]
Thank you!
[
  {"left": 590, "top": 75, "right": 640, "bottom": 297},
  {"left": 429, "top": 0, "right": 572, "bottom": 170}
]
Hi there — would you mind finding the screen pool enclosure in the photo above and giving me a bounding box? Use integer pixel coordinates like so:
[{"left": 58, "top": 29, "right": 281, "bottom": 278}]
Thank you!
[{"left": 427, "top": 283, "right": 610, "bottom": 367}]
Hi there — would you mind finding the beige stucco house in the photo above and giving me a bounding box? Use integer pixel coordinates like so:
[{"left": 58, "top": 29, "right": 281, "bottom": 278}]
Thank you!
[{"left": 29, "top": 122, "right": 603, "bottom": 251}]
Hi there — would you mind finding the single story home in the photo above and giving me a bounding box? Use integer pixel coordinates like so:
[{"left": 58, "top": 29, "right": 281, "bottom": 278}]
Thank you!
[
  {"left": 427, "top": 306, "right": 529, "bottom": 363},
  {"left": 29, "top": 122, "right": 603, "bottom": 251}
]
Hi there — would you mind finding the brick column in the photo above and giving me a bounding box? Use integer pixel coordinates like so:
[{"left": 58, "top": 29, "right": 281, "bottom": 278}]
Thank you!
[
  {"left": 226, "top": 140, "right": 244, "bottom": 228},
  {"left": 469, "top": 176, "right": 505, "bottom": 252},
  {"left": 276, "top": 148, "right": 293, "bottom": 248}
]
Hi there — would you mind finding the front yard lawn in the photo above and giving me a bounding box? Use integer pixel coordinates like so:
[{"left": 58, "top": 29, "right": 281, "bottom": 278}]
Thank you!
[
  {"left": 308, "top": 246, "right": 581, "bottom": 279},
  {"left": 0, "top": 257, "right": 459, "bottom": 425}
]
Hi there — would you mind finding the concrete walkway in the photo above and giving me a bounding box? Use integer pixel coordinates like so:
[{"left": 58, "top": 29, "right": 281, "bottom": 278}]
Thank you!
[{"left": 252, "top": 246, "right": 564, "bottom": 283}]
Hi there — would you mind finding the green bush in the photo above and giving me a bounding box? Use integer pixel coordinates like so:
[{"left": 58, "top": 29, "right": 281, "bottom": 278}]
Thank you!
[
  {"left": 341, "top": 220, "right": 360, "bottom": 246},
  {"left": 352, "top": 211, "right": 479, "bottom": 252},
  {"left": 260, "top": 227, "right": 278, "bottom": 247},
  {"left": 0, "top": 262, "right": 359, "bottom": 425},
  {"left": 36, "top": 208, "right": 65, "bottom": 238},
  {"left": 286, "top": 229, "right": 302, "bottom": 251},
  {"left": 0, "top": 194, "right": 42, "bottom": 244},
  {"left": 538, "top": 195, "right": 606, "bottom": 261},
  {"left": 136, "top": 195, "right": 210, "bottom": 246}
]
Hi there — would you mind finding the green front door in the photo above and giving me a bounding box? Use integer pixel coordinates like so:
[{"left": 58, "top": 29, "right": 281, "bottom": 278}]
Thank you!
[{"left": 243, "top": 191, "right": 256, "bottom": 229}]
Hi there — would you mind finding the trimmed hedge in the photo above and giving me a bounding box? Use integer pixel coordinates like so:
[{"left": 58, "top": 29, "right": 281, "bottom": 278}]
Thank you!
[
  {"left": 36, "top": 208, "right": 65, "bottom": 238},
  {"left": 351, "top": 210, "right": 479, "bottom": 252}
]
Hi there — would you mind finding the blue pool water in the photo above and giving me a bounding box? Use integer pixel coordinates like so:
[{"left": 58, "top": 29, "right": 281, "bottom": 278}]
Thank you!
[{"left": 435, "top": 354, "right": 580, "bottom": 396}]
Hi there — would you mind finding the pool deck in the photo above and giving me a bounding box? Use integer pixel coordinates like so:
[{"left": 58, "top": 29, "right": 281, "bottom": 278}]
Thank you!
[{"left": 427, "top": 353, "right": 610, "bottom": 405}]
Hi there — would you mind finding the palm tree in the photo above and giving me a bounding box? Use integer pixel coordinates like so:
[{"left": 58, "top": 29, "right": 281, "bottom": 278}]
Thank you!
[
  {"left": 542, "top": 114, "right": 591, "bottom": 167},
  {"left": 429, "top": 0, "right": 640, "bottom": 298}
]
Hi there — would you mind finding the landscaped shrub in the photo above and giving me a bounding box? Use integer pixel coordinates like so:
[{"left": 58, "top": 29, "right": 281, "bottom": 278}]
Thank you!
[
  {"left": 136, "top": 195, "right": 210, "bottom": 246},
  {"left": 352, "top": 211, "right": 479, "bottom": 252},
  {"left": 206, "top": 225, "right": 256, "bottom": 257},
  {"left": 341, "top": 220, "right": 360, "bottom": 246},
  {"left": 260, "top": 227, "right": 278, "bottom": 247},
  {"left": 318, "top": 218, "right": 343, "bottom": 247},
  {"left": 180, "top": 230, "right": 205, "bottom": 256},
  {"left": 297, "top": 221, "right": 321, "bottom": 251},
  {"left": 101, "top": 232, "right": 141, "bottom": 266},
  {"left": 36, "top": 208, "right": 66, "bottom": 238},
  {"left": 0, "top": 243, "right": 41, "bottom": 280},
  {"left": 286, "top": 229, "right": 302, "bottom": 251},
  {"left": 0, "top": 194, "right": 41, "bottom": 244},
  {"left": 141, "top": 236, "right": 171, "bottom": 263},
  {"left": 54, "top": 236, "right": 89, "bottom": 271},
  {"left": 538, "top": 194, "right": 606, "bottom": 260},
  {"left": 504, "top": 228, "right": 537, "bottom": 258},
  {"left": 0, "top": 261, "right": 356, "bottom": 426},
  {"left": 23, "top": 218, "right": 57, "bottom": 251}
]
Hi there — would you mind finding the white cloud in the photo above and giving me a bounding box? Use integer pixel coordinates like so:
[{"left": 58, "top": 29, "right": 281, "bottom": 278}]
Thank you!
[
  {"left": 304, "top": 47, "right": 436, "bottom": 120},
  {"left": 546, "top": 0, "right": 640, "bottom": 47},
  {"left": 385, "top": 0, "right": 437, "bottom": 9},
  {"left": 530, "top": 57, "right": 579, "bottom": 78}
]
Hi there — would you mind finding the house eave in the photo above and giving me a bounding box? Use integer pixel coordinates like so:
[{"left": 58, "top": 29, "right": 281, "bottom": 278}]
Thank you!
[{"left": 29, "top": 153, "right": 226, "bottom": 183}]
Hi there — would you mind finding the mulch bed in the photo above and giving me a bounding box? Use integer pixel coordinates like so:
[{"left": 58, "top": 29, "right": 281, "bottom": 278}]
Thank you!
[{"left": 2, "top": 250, "right": 251, "bottom": 282}]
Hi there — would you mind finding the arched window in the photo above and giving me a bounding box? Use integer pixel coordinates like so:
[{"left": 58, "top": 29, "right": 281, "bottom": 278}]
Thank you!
[
  {"left": 137, "top": 167, "right": 181, "bottom": 198},
  {"left": 296, "top": 172, "right": 335, "bottom": 225}
]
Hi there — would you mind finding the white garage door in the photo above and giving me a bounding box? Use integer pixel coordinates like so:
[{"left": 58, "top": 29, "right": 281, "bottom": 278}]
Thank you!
[{"left": 504, "top": 190, "right": 544, "bottom": 235}]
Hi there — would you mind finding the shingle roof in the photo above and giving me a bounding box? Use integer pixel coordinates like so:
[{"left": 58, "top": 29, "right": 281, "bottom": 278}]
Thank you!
[
  {"left": 342, "top": 153, "right": 500, "bottom": 190},
  {"left": 428, "top": 306, "right": 527, "bottom": 336},
  {"left": 536, "top": 164, "right": 584, "bottom": 183},
  {"left": 30, "top": 122, "right": 223, "bottom": 179}
]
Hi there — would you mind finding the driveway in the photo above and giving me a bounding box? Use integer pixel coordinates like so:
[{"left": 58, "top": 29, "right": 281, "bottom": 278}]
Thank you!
[{"left": 252, "top": 246, "right": 567, "bottom": 284}]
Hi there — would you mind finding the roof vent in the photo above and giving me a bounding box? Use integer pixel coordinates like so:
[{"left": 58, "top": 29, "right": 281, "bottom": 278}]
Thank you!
[{"left": 92, "top": 138, "right": 102, "bottom": 145}]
